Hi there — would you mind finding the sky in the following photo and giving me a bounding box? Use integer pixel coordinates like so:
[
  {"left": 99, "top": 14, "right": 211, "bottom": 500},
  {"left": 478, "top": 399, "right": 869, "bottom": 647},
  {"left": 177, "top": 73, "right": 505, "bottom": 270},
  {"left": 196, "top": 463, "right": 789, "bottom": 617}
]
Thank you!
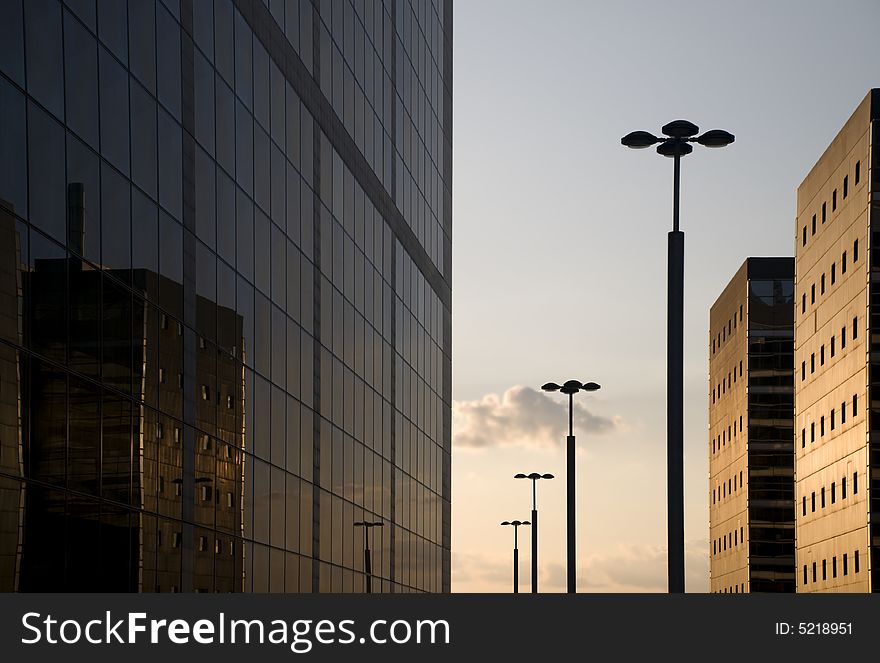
[{"left": 450, "top": 0, "right": 880, "bottom": 592}]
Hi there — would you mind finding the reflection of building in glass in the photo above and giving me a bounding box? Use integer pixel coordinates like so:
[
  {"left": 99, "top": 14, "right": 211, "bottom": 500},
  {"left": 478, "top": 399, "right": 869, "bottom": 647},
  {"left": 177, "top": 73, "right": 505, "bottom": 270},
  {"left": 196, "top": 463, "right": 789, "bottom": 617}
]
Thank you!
[
  {"left": 709, "top": 258, "right": 795, "bottom": 593},
  {"left": 795, "top": 90, "right": 878, "bottom": 593},
  {"left": 0, "top": 0, "right": 451, "bottom": 592}
]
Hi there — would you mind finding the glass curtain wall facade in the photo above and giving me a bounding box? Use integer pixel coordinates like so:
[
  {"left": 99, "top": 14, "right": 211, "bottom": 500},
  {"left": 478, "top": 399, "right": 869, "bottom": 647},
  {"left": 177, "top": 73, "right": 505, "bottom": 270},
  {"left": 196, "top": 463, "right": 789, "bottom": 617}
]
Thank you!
[
  {"left": 709, "top": 258, "right": 795, "bottom": 593},
  {"left": 0, "top": 0, "right": 452, "bottom": 593},
  {"left": 794, "top": 90, "right": 876, "bottom": 593}
]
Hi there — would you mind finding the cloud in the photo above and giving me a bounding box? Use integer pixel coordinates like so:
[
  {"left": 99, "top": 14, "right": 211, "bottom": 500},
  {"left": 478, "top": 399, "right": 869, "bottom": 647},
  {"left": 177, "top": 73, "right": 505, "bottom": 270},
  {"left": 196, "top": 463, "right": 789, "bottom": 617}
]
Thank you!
[
  {"left": 453, "top": 385, "right": 622, "bottom": 449},
  {"left": 453, "top": 540, "right": 709, "bottom": 593}
]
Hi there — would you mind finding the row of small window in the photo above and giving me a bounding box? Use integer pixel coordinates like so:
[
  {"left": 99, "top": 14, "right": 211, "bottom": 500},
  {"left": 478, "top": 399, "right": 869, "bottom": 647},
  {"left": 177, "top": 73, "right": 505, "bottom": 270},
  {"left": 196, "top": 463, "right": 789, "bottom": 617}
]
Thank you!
[
  {"left": 712, "top": 470, "right": 744, "bottom": 504},
  {"left": 799, "top": 395, "right": 858, "bottom": 447},
  {"left": 712, "top": 525, "right": 744, "bottom": 556},
  {"left": 801, "top": 473, "right": 858, "bottom": 515},
  {"left": 800, "top": 319, "right": 856, "bottom": 380},
  {"left": 716, "top": 584, "right": 746, "bottom": 594},
  {"left": 802, "top": 551, "right": 860, "bottom": 585},
  {"left": 801, "top": 162, "right": 860, "bottom": 248},
  {"left": 711, "top": 305, "right": 744, "bottom": 355},
  {"left": 800, "top": 243, "right": 858, "bottom": 314},
  {"left": 156, "top": 476, "right": 237, "bottom": 508},
  {"left": 711, "top": 415, "right": 743, "bottom": 454},
  {"left": 711, "top": 361, "right": 743, "bottom": 404},
  {"left": 155, "top": 530, "right": 237, "bottom": 556}
]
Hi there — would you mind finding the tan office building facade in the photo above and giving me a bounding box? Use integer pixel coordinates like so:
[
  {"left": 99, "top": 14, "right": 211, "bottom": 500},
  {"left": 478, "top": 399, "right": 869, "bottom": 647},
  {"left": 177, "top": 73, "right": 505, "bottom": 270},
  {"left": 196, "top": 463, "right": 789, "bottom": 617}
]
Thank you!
[
  {"left": 795, "top": 89, "right": 879, "bottom": 592},
  {"left": 709, "top": 258, "right": 795, "bottom": 593}
]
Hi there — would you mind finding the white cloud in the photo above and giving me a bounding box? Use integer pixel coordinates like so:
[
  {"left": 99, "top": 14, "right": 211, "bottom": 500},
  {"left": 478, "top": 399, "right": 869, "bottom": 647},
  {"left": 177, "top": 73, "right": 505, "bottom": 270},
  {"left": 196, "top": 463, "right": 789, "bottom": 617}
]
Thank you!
[{"left": 453, "top": 385, "right": 622, "bottom": 449}]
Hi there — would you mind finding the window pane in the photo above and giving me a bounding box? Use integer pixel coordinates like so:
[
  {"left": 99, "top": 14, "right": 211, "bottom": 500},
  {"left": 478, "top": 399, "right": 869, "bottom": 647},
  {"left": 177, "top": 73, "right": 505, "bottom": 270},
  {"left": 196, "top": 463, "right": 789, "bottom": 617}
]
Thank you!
[
  {"left": 0, "top": 0, "right": 25, "bottom": 85},
  {"left": 235, "top": 188, "right": 253, "bottom": 281},
  {"left": 131, "top": 186, "right": 158, "bottom": 274},
  {"left": 128, "top": 0, "right": 155, "bottom": 92},
  {"left": 25, "top": 0, "right": 64, "bottom": 118},
  {"left": 214, "top": 0, "right": 233, "bottom": 85},
  {"left": 156, "top": 3, "right": 181, "bottom": 119},
  {"left": 216, "top": 168, "right": 235, "bottom": 264},
  {"left": 98, "top": 45, "right": 130, "bottom": 175},
  {"left": 233, "top": 9, "right": 252, "bottom": 108},
  {"left": 28, "top": 101, "right": 66, "bottom": 242},
  {"left": 97, "top": 0, "right": 127, "bottom": 64},
  {"left": 215, "top": 74, "right": 235, "bottom": 174},
  {"left": 63, "top": 9, "right": 99, "bottom": 148},
  {"left": 192, "top": 0, "right": 213, "bottom": 61},
  {"left": 130, "top": 80, "right": 158, "bottom": 199},
  {"left": 101, "top": 161, "right": 130, "bottom": 273},
  {"left": 194, "top": 48, "right": 215, "bottom": 155},
  {"left": 158, "top": 109, "right": 182, "bottom": 220},
  {"left": 0, "top": 77, "right": 27, "bottom": 217},
  {"left": 194, "top": 144, "right": 216, "bottom": 248},
  {"left": 65, "top": 133, "right": 101, "bottom": 263},
  {"left": 235, "top": 100, "right": 253, "bottom": 196}
]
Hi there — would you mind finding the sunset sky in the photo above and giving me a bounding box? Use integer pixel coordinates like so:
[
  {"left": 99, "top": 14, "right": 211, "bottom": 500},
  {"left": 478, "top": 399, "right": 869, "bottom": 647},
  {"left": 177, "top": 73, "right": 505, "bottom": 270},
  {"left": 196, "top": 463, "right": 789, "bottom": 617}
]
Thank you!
[{"left": 451, "top": 0, "right": 880, "bottom": 592}]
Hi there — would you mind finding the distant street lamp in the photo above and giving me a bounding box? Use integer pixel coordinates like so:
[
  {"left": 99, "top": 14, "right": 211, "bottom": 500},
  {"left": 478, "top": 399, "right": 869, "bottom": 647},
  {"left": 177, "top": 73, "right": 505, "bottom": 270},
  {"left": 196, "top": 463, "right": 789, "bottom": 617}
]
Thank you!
[
  {"left": 500, "top": 520, "right": 531, "bottom": 593},
  {"left": 541, "top": 379, "right": 600, "bottom": 593},
  {"left": 354, "top": 521, "right": 384, "bottom": 593},
  {"left": 621, "top": 120, "right": 734, "bottom": 594},
  {"left": 514, "top": 472, "right": 554, "bottom": 593}
]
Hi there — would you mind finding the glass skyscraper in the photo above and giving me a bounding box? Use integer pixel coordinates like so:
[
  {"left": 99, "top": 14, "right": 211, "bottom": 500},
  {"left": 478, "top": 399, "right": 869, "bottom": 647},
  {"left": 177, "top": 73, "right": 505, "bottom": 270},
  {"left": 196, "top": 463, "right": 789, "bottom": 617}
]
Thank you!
[{"left": 0, "top": 0, "right": 451, "bottom": 593}]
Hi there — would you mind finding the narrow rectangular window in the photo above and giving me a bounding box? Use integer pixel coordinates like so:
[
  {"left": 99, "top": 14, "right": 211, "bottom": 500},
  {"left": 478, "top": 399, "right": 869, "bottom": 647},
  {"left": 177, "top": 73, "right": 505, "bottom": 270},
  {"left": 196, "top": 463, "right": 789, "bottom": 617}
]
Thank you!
[
  {"left": 821, "top": 273, "right": 826, "bottom": 294},
  {"left": 812, "top": 562, "right": 817, "bottom": 582},
  {"left": 802, "top": 293, "right": 806, "bottom": 313},
  {"left": 842, "top": 250, "right": 847, "bottom": 273},
  {"left": 820, "top": 416, "right": 824, "bottom": 436},
  {"left": 813, "top": 214, "right": 817, "bottom": 233},
  {"left": 811, "top": 284, "right": 815, "bottom": 304},
  {"left": 820, "top": 345, "right": 825, "bottom": 365},
  {"left": 811, "top": 422, "right": 815, "bottom": 442},
  {"left": 843, "top": 175, "right": 848, "bottom": 198},
  {"left": 853, "top": 316, "right": 858, "bottom": 339},
  {"left": 832, "top": 189, "right": 837, "bottom": 211},
  {"left": 855, "top": 160, "right": 861, "bottom": 184},
  {"left": 831, "top": 336, "right": 835, "bottom": 357},
  {"left": 831, "top": 263, "right": 836, "bottom": 284},
  {"left": 802, "top": 495, "right": 806, "bottom": 515},
  {"left": 853, "top": 393, "right": 858, "bottom": 415},
  {"left": 855, "top": 550, "right": 860, "bottom": 573},
  {"left": 843, "top": 554, "right": 849, "bottom": 576},
  {"left": 832, "top": 556, "right": 837, "bottom": 578},
  {"left": 822, "top": 559, "right": 827, "bottom": 580},
  {"left": 801, "top": 428, "right": 805, "bottom": 448},
  {"left": 803, "top": 565, "right": 808, "bottom": 585},
  {"left": 811, "top": 492, "right": 815, "bottom": 511},
  {"left": 842, "top": 401, "right": 846, "bottom": 423},
  {"left": 831, "top": 481, "right": 836, "bottom": 503},
  {"left": 831, "top": 409, "right": 835, "bottom": 430},
  {"left": 842, "top": 475, "right": 847, "bottom": 498},
  {"left": 853, "top": 471, "right": 858, "bottom": 494},
  {"left": 822, "top": 202, "right": 826, "bottom": 223},
  {"left": 811, "top": 353, "right": 815, "bottom": 373},
  {"left": 821, "top": 486, "right": 825, "bottom": 507},
  {"left": 841, "top": 325, "right": 846, "bottom": 348},
  {"left": 854, "top": 239, "right": 859, "bottom": 261}
]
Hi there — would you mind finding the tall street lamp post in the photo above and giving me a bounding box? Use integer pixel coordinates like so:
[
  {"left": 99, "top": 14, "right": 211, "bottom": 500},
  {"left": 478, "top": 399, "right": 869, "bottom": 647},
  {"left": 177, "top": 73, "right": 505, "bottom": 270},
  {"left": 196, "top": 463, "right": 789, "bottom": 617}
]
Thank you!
[
  {"left": 540, "top": 379, "right": 601, "bottom": 593},
  {"left": 354, "top": 520, "right": 384, "bottom": 594},
  {"left": 500, "top": 520, "right": 530, "bottom": 594},
  {"left": 514, "top": 472, "right": 554, "bottom": 593},
  {"left": 621, "top": 121, "right": 734, "bottom": 593}
]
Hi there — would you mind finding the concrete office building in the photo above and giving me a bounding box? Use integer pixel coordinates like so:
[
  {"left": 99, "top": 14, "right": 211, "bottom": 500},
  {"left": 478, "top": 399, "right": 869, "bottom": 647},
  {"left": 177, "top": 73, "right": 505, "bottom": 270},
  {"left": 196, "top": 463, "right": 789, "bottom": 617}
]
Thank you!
[
  {"left": 0, "top": 0, "right": 452, "bottom": 593},
  {"left": 709, "top": 257, "right": 795, "bottom": 593},
  {"left": 795, "top": 90, "right": 878, "bottom": 593}
]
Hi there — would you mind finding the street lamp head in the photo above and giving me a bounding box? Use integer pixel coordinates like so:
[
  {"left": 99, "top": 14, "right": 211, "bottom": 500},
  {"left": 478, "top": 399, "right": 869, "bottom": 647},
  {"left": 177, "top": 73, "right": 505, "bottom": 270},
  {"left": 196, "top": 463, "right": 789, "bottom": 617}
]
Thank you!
[
  {"left": 501, "top": 521, "right": 511, "bottom": 526},
  {"left": 621, "top": 130, "right": 661, "bottom": 149},
  {"left": 514, "top": 473, "right": 527, "bottom": 479},
  {"left": 657, "top": 140, "right": 693, "bottom": 158},
  {"left": 694, "top": 129, "right": 735, "bottom": 148},
  {"left": 541, "top": 473, "right": 555, "bottom": 480},
  {"left": 521, "top": 521, "right": 531, "bottom": 526},
  {"left": 581, "top": 381, "right": 601, "bottom": 392},
  {"left": 511, "top": 520, "right": 523, "bottom": 527},
  {"left": 661, "top": 119, "right": 699, "bottom": 138},
  {"left": 527, "top": 472, "right": 542, "bottom": 480},
  {"left": 541, "top": 382, "right": 561, "bottom": 392}
]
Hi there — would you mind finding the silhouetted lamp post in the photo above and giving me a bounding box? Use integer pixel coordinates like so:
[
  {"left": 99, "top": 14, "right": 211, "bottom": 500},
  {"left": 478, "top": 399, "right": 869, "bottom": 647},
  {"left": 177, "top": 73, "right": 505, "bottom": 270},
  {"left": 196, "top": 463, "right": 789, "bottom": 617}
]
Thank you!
[
  {"left": 621, "top": 121, "right": 734, "bottom": 593},
  {"left": 500, "top": 520, "right": 530, "bottom": 594},
  {"left": 514, "top": 472, "right": 554, "bottom": 593},
  {"left": 540, "top": 379, "right": 601, "bottom": 593},
  {"left": 354, "top": 521, "right": 384, "bottom": 593}
]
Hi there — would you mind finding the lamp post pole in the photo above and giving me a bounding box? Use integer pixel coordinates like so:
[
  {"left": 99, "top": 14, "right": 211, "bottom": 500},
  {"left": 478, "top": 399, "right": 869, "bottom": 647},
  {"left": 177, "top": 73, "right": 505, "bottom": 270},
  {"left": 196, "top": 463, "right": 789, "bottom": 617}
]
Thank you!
[
  {"left": 354, "top": 521, "right": 384, "bottom": 594},
  {"left": 621, "top": 121, "right": 734, "bottom": 593},
  {"left": 501, "top": 520, "right": 530, "bottom": 594},
  {"left": 541, "top": 380, "right": 601, "bottom": 593},
  {"left": 514, "top": 472, "right": 554, "bottom": 593}
]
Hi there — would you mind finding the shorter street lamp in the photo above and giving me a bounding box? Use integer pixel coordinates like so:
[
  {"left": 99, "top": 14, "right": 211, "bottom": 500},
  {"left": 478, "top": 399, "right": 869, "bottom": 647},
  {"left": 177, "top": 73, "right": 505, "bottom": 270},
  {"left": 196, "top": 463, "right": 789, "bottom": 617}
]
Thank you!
[
  {"left": 500, "top": 520, "right": 531, "bottom": 594},
  {"left": 541, "top": 379, "right": 601, "bottom": 593},
  {"left": 354, "top": 521, "right": 384, "bottom": 594},
  {"left": 514, "top": 472, "right": 554, "bottom": 593}
]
